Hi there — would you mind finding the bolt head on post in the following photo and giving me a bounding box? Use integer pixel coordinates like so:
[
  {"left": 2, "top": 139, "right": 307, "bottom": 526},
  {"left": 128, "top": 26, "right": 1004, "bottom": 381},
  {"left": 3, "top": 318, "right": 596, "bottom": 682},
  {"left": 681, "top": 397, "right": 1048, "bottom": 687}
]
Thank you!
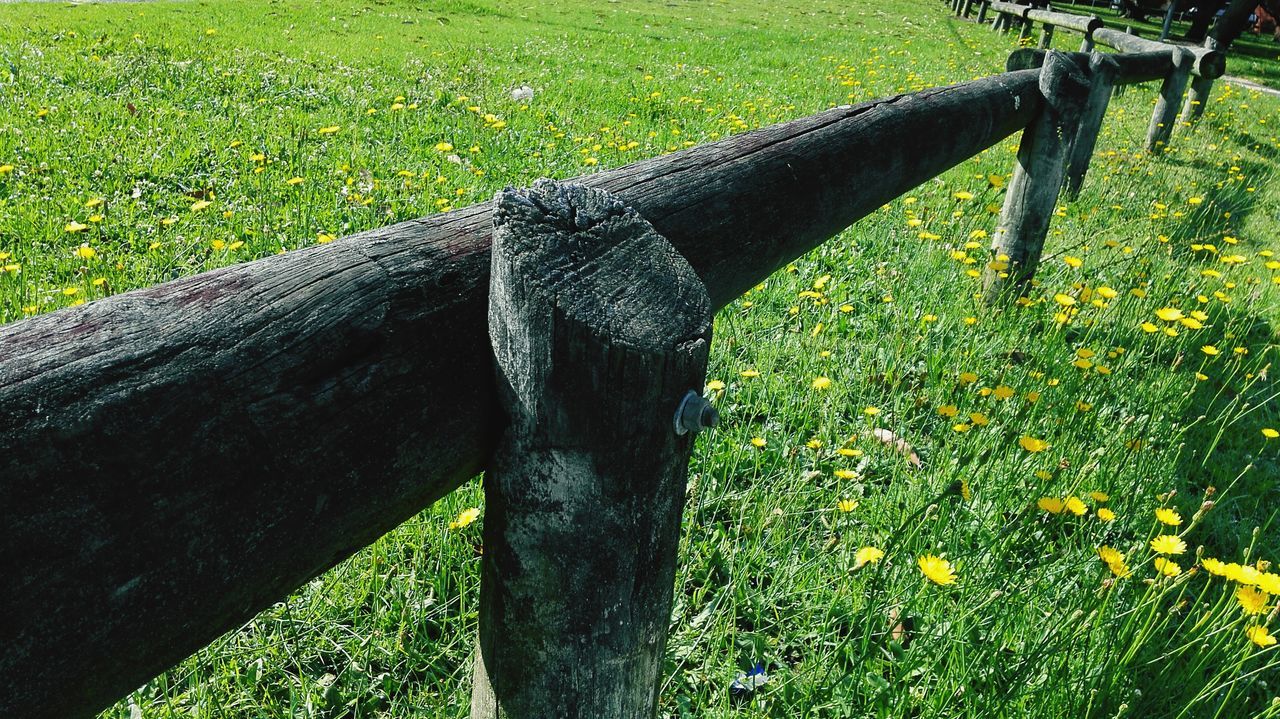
[{"left": 674, "top": 390, "right": 719, "bottom": 436}]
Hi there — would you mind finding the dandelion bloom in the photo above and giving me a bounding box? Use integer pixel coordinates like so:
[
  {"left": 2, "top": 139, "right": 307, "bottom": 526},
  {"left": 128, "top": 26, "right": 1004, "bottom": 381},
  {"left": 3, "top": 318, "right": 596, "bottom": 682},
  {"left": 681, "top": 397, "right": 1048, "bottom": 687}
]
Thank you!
[
  {"left": 1259, "top": 573, "right": 1280, "bottom": 595},
  {"left": 1154, "top": 557, "right": 1181, "bottom": 577},
  {"left": 993, "top": 385, "right": 1015, "bottom": 400},
  {"left": 190, "top": 200, "right": 212, "bottom": 212},
  {"left": 1090, "top": 491, "right": 1110, "bottom": 503},
  {"left": 1202, "top": 558, "right": 1228, "bottom": 576},
  {"left": 1156, "top": 508, "right": 1182, "bottom": 526},
  {"left": 1038, "top": 497, "right": 1065, "bottom": 514},
  {"left": 749, "top": 437, "right": 767, "bottom": 449},
  {"left": 937, "top": 405, "right": 959, "bottom": 418},
  {"left": 1247, "top": 625, "right": 1277, "bottom": 648},
  {"left": 435, "top": 142, "right": 455, "bottom": 152},
  {"left": 1065, "top": 497, "right": 1087, "bottom": 516},
  {"left": 811, "top": 376, "right": 832, "bottom": 391},
  {"left": 1226, "top": 563, "right": 1262, "bottom": 585},
  {"left": 1098, "top": 546, "right": 1124, "bottom": 565},
  {"left": 740, "top": 369, "right": 760, "bottom": 378},
  {"left": 1097, "top": 508, "right": 1116, "bottom": 522},
  {"left": 863, "top": 406, "right": 880, "bottom": 416},
  {"left": 958, "top": 372, "right": 979, "bottom": 385},
  {"left": 1201, "top": 345, "right": 1220, "bottom": 356},
  {"left": 705, "top": 380, "right": 725, "bottom": 392},
  {"left": 74, "top": 245, "right": 96, "bottom": 260},
  {"left": 1019, "top": 436, "right": 1048, "bottom": 453},
  {"left": 918, "top": 555, "right": 957, "bottom": 585},
  {"left": 1054, "top": 294, "right": 1076, "bottom": 307},
  {"left": 1151, "top": 535, "right": 1187, "bottom": 555},
  {"left": 1263, "top": 428, "right": 1279, "bottom": 439},
  {"left": 285, "top": 176, "right": 304, "bottom": 186},
  {"left": 854, "top": 546, "right": 884, "bottom": 569},
  {"left": 837, "top": 499, "right": 858, "bottom": 513},
  {"left": 448, "top": 507, "right": 481, "bottom": 529},
  {"left": 65, "top": 221, "right": 89, "bottom": 234},
  {"left": 1155, "top": 307, "right": 1184, "bottom": 322},
  {"left": 1237, "top": 586, "right": 1270, "bottom": 615}
]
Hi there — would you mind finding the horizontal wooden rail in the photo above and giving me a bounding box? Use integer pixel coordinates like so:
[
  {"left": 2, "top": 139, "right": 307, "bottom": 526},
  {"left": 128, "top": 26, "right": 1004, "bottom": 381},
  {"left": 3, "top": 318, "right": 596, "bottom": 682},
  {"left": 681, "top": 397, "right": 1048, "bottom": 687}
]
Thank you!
[
  {"left": 1091, "top": 27, "right": 1224, "bottom": 79},
  {"left": 1007, "top": 47, "right": 1174, "bottom": 86},
  {"left": 1024, "top": 8, "right": 1102, "bottom": 35},
  {"left": 0, "top": 70, "right": 1044, "bottom": 719}
]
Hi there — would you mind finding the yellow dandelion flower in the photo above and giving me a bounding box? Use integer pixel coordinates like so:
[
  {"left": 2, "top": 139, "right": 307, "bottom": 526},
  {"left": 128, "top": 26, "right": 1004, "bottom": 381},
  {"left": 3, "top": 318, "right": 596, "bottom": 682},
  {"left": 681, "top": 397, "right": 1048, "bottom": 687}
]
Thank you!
[
  {"left": 837, "top": 498, "right": 858, "bottom": 513},
  {"left": 1151, "top": 535, "right": 1187, "bottom": 555},
  {"left": 1065, "top": 496, "right": 1087, "bottom": 516},
  {"left": 1202, "top": 345, "right": 1220, "bottom": 356},
  {"left": 833, "top": 469, "right": 858, "bottom": 479},
  {"left": 705, "top": 380, "right": 725, "bottom": 393},
  {"left": 1263, "top": 428, "right": 1279, "bottom": 439},
  {"left": 938, "top": 405, "right": 959, "bottom": 418},
  {"left": 1038, "top": 497, "right": 1066, "bottom": 514},
  {"left": 854, "top": 546, "right": 885, "bottom": 569},
  {"left": 1054, "top": 293, "right": 1077, "bottom": 307},
  {"left": 918, "top": 555, "right": 957, "bottom": 585},
  {"left": 1259, "top": 573, "right": 1280, "bottom": 595},
  {"left": 1090, "top": 491, "right": 1110, "bottom": 503},
  {"left": 1226, "top": 563, "right": 1262, "bottom": 585},
  {"left": 811, "top": 376, "right": 832, "bottom": 390},
  {"left": 1203, "top": 558, "right": 1228, "bottom": 576},
  {"left": 448, "top": 506, "right": 481, "bottom": 529},
  {"left": 317, "top": 125, "right": 341, "bottom": 135},
  {"left": 750, "top": 437, "right": 767, "bottom": 449},
  {"left": 969, "top": 412, "right": 989, "bottom": 426},
  {"left": 1097, "top": 507, "right": 1116, "bottom": 522},
  {"left": 993, "top": 385, "right": 1015, "bottom": 400},
  {"left": 1247, "top": 625, "right": 1277, "bottom": 647},
  {"left": 1156, "top": 307, "right": 1184, "bottom": 322},
  {"left": 1238, "top": 586, "right": 1270, "bottom": 615},
  {"left": 74, "top": 245, "right": 96, "bottom": 260},
  {"left": 285, "top": 177, "right": 304, "bottom": 186},
  {"left": 1098, "top": 546, "right": 1125, "bottom": 565},
  {"left": 190, "top": 200, "right": 212, "bottom": 212},
  {"left": 1154, "top": 557, "right": 1182, "bottom": 577},
  {"left": 1156, "top": 508, "right": 1182, "bottom": 526},
  {"left": 863, "top": 406, "right": 880, "bottom": 416},
  {"left": 65, "top": 221, "right": 89, "bottom": 234},
  {"left": 1019, "top": 436, "right": 1048, "bottom": 453},
  {"left": 958, "top": 372, "right": 979, "bottom": 385}
]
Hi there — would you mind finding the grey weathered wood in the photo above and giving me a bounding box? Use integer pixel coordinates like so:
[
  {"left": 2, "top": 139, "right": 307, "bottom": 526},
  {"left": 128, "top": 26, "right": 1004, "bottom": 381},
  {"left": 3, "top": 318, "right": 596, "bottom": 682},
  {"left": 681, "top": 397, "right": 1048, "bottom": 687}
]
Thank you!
[
  {"left": 984, "top": 51, "right": 1091, "bottom": 300},
  {"left": 1091, "top": 26, "right": 1224, "bottom": 79},
  {"left": 1038, "top": 23, "right": 1055, "bottom": 49},
  {"left": 1025, "top": 8, "right": 1103, "bottom": 35},
  {"left": 977, "top": 0, "right": 990, "bottom": 24},
  {"left": 1079, "top": 34, "right": 1093, "bottom": 53},
  {"left": 1145, "top": 46, "right": 1193, "bottom": 153},
  {"left": 1007, "top": 48, "right": 1173, "bottom": 86},
  {"left": 1066, "top": 54, "right": 1121, "bottom": 198},
  {"left": 1180, "top": 38, "right": 1218, "bottom": 125},
  {"left": 471, "top": 181, "right": 711, "bottom": 719},
  {"left": 0, "top": 70, "right": 1045, "bottom": 719}
]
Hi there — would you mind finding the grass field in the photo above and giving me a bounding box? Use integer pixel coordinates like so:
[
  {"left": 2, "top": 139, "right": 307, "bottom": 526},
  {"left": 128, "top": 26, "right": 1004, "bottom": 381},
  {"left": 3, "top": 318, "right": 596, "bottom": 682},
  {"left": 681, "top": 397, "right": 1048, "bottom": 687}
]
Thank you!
[{"left": 2, "top": 0, "right": 1280, "bottom": 716}]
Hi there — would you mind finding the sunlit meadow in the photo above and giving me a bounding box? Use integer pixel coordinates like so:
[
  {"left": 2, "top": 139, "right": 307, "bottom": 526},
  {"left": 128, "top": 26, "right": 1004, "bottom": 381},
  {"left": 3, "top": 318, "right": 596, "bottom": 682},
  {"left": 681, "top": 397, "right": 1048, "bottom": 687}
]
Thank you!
[{"left": 2, "top": 0, "right": 1279, "bottom": 716}]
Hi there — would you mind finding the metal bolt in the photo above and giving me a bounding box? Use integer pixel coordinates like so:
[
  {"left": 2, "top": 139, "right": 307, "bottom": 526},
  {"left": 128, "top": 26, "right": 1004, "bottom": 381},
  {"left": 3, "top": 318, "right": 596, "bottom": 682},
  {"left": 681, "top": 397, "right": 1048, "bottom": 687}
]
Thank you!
[{"left": 674, "top": 390, "right": 719, "bottom": 436}]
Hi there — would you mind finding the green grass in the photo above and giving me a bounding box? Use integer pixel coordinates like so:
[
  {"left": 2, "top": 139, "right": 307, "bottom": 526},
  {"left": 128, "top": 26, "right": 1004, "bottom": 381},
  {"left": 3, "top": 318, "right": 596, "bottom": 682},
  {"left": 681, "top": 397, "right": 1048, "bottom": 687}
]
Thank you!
[{"left": 2, "top": 0, "right": 1280, "bottom": 717}]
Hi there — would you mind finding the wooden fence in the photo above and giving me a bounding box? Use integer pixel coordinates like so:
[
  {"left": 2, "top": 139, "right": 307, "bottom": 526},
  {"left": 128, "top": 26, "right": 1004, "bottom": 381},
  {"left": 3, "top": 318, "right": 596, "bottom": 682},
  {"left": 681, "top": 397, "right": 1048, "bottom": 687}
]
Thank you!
[{"left": 0, "top": 9, "right": 1238, "bottom": 716}]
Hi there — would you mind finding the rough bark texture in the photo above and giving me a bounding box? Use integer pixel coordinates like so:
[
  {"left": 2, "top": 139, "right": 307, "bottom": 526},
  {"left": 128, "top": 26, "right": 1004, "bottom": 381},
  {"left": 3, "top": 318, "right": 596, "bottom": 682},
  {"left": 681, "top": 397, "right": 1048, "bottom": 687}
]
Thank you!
[
  {"left": 470, "top": 181, "right": 710, "bottom": 719},
  {"left": 984, "top": 51, "right": 1092, "bottom": 300},
  {"left": 0, "top": 70, "right": 1043, "bottom": 719},
  {"left": 1025, "top": 8, "right": 1103, "bottom": 35},
  {"left": 1145, "top": 46, "right": 1194, "bottom": 152}
]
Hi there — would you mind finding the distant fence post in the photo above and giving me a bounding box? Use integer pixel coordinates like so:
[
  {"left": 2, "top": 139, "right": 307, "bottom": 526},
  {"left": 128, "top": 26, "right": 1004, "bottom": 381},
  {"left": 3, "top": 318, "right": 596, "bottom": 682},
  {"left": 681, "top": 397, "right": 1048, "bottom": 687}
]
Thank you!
[
  {"left": 984, "top": 51, "right": 1091, "bottom": 300},
  {"left": 962, "top": 0, "right": 975, "bottom": 19},
  {"left": 1065, "top": 53, "right": 1121, "bottom": 198},
  {"left": 1146, "top": 46, "right": 1193, "bottom": 153},
  {"left": 1180, "top": 38, "right": 1219, "bottom": 124},
  {"left": 977, "top": 0, "right": 991, "bottom": 24},
  {"left": 1039, "top": 23, "right": 1055, "bottom": 49},
  {"left": 472, "top": 181, "right": 714, "bottom": 719}
]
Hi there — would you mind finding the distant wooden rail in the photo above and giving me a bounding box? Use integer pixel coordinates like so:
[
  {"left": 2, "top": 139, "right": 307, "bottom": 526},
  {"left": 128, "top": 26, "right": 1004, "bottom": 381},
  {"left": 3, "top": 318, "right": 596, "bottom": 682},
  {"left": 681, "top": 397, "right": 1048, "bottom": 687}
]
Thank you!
[
  {"left": 0, "top": 6, "right": 1246, "bottom": 716},
  {"left": 956, "top": 0, "right": 1227, "bottom": 150}
]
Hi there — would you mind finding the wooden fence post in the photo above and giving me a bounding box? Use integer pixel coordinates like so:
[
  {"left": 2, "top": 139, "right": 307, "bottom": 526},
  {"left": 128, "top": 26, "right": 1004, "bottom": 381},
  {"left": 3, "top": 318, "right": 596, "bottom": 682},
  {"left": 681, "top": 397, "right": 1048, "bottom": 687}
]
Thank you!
[
  {"left": 1180, "top": 38, "right": 1220, "bottom": 124},
  {"left": 977, "top": 0, "right": 990, "bottom": 24},
  {"left": 1146, "top": 46, "right": 1193, "bottom": 153},
  {"left": 984, "top": 51, "right": 1091, "bottom": 300},
  {"left": 1038, "top": 23, "right": 1055, "bottom": 49},
  {"left": 472, "top": 180, "right": 714, "bottom": 719},
  {"left": 962, "top": 0, "right": 975, "bottom": 19},
  {"left": 1065, "top": 53, "right": 1121, "bottom": 199}
]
